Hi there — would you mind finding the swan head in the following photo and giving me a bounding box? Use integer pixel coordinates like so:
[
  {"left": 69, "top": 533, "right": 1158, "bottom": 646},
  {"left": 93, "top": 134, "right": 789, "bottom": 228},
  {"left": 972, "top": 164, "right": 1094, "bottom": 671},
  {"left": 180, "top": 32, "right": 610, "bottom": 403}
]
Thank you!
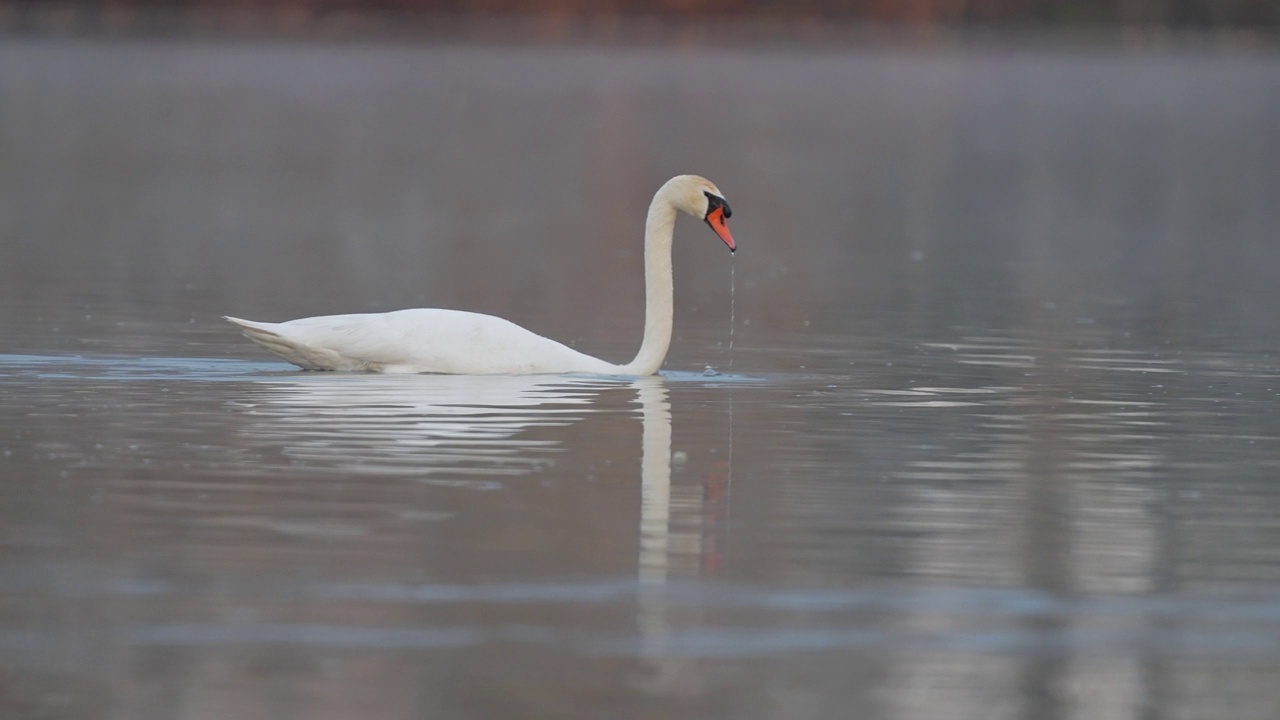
[{"left": 663, "top": 174, "right": 736, "bottom": 253}]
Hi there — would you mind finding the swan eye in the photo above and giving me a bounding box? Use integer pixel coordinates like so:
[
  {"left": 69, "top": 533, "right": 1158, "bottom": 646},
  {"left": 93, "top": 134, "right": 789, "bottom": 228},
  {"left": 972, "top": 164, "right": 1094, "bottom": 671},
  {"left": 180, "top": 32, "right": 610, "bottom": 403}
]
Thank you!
[{"left": 704, "top": 191, "right": 732, "bottom": 219}]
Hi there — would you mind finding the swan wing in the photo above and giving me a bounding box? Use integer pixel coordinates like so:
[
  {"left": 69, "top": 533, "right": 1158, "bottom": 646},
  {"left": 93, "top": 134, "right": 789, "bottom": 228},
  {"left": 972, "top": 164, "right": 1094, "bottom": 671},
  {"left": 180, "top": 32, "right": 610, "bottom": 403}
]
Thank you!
[{"left": 226, "top": 309, "right": 619, "bottom": 375}]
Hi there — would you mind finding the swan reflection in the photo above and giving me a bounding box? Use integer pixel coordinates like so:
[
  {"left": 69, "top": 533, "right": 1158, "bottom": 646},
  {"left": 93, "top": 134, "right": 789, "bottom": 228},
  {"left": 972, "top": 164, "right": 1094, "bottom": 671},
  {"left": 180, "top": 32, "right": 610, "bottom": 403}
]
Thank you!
[
  {"left": 233, "top": 372, "right": 725, "bottom": 687},
  {"left": 634, "top": 377, "right": 729, "bottom": 697},
  {"left": 233, "top": 373, "right": 618, "bottom": 480}
]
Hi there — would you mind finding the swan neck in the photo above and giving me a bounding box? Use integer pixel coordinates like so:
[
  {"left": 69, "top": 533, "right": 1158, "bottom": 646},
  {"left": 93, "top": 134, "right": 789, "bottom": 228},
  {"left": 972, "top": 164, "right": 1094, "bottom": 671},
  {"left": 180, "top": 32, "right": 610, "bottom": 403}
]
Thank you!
[{"left": 619, "top": 193, "right": 678, "bottom": 376}]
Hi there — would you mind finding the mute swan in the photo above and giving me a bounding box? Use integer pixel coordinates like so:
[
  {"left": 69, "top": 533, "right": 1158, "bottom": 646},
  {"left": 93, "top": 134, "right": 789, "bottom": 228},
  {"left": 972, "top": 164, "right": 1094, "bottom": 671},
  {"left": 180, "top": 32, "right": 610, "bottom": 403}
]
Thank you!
[{"left": 225, "top": 174, "right": 735, "bottom": 375}]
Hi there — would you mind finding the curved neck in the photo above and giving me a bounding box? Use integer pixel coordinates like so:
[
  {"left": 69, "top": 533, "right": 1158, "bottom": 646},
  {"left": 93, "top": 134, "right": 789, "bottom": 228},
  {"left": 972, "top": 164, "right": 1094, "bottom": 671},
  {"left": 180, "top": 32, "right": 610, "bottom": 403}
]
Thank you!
[{"left": 618, "top": 191, "right": 678, "bottom": 376}]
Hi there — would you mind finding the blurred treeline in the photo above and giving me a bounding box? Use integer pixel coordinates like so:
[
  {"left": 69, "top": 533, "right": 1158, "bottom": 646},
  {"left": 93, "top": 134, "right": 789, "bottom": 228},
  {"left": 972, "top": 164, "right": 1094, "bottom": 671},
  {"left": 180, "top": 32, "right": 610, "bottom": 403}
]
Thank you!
[{"left": 1, "top": 0, "right": 1276, "bottom": 34}]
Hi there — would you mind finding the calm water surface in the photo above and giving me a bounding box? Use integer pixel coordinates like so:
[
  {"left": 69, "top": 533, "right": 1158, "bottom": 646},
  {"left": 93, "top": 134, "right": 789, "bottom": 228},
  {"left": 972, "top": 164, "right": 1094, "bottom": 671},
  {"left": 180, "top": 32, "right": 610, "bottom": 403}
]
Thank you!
[{"left": 2, "top": 37, "right": 1280, "bottom": 719}]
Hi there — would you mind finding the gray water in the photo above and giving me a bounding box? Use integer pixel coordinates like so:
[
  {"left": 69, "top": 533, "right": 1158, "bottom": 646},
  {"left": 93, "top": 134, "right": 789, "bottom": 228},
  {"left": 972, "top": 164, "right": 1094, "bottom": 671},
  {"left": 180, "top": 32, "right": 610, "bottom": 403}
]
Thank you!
[{"left": 2, "top": 37, "right": 1280, "bottom": 719}]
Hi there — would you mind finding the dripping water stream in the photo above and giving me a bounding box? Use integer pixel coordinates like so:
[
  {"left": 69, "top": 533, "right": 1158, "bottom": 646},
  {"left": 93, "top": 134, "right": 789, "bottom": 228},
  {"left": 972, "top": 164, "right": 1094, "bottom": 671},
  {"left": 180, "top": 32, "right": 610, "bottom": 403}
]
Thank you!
[
  {"left": 726, "top": 258, "right": 735, "bottom": 523},
  {"left": 728, "top": 260, "right": 735, "bottom": 370}
]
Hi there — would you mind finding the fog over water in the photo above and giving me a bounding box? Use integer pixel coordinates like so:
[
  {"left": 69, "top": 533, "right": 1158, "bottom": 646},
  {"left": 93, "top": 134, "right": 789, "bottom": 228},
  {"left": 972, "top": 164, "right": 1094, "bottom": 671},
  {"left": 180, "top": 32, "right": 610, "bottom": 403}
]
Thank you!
[{"left": 1, "top": 37, "right": 1279, "bottom": 719}]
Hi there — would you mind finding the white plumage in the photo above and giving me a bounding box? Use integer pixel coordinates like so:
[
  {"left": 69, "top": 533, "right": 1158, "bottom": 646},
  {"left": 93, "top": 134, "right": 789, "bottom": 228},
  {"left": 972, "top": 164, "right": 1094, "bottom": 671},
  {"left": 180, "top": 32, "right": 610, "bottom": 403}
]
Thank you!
[
  {"left": 226, "top": 175, "right": 735, "bottom": 375},
  {"left": 224, "top": 309, "right": 618, "bottom": 375}
]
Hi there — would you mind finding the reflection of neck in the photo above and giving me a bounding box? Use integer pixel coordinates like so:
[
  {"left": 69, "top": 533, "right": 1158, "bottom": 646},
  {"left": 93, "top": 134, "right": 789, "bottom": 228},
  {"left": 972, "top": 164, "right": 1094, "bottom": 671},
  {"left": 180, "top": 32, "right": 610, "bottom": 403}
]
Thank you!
[
  {"left": 619, "top": 193, "right": 677, "bottom": 376},
  {"left": 636, "top": 377, "right": 672, "bottom": 583}
]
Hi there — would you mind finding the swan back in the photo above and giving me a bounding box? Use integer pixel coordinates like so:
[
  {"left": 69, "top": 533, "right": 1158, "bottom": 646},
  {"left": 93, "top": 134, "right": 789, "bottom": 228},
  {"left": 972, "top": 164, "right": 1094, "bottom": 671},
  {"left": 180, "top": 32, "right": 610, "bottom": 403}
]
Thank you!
[{"left": 228, "top": 310, "right": 620, "bottom": 375}]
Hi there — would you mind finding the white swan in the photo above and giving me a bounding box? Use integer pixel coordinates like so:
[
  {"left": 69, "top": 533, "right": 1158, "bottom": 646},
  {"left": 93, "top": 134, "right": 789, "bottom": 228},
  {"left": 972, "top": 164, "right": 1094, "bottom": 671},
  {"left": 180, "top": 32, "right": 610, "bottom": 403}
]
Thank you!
[{"left": 225, "top": 175, "right": 735, "bottom": 375}]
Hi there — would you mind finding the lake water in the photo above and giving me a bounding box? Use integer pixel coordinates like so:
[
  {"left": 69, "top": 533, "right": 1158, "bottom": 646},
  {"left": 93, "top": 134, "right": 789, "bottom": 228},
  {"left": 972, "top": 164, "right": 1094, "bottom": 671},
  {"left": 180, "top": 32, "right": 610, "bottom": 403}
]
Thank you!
[{"left": 2, "top": 36, "right": 1280, "bottom": 719}]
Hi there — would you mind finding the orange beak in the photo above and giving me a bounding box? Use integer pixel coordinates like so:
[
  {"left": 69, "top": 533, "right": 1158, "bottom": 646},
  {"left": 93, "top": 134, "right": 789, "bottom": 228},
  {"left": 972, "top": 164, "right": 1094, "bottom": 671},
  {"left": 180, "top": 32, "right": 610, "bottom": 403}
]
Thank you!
[{"left": 705, "top": 206, "right": 736, "bottom": 252}]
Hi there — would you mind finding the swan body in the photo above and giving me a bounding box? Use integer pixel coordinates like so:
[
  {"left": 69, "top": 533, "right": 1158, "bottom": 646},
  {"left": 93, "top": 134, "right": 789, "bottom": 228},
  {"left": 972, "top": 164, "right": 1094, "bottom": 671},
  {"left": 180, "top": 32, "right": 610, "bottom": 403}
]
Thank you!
[
  {"left": 226, "top": 175, "right": 735, "bottom": 375},
  {"left": 225, "top": 309, "right": 620, "bottom": 375}
]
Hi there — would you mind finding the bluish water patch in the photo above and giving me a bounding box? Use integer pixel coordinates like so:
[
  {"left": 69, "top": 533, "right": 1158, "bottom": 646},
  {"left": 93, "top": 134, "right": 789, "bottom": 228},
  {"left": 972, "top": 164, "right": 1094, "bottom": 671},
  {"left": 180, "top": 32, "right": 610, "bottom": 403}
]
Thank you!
[
  {"left": 128, "top": 623, "right": 481, "bottom": 649},
  {"left": 6, "top": 567, "right": 1279, "bottom": 627},
  {"left": 0, "top": 353, "right": 776, "bottom": 386},
  {"left": 113, "top": 619, "right": 1280, "bottom": 659},
  {"left": 0, "top": 353, "right": 291, "bottom": 381}
]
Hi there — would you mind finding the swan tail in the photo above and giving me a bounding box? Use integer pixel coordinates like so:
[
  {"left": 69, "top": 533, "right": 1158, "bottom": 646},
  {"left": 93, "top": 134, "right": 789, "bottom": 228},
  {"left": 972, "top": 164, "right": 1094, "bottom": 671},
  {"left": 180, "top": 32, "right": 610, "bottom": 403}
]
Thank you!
[{"left": 223, "top": 315, "right": 332, "bottom": 370}]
